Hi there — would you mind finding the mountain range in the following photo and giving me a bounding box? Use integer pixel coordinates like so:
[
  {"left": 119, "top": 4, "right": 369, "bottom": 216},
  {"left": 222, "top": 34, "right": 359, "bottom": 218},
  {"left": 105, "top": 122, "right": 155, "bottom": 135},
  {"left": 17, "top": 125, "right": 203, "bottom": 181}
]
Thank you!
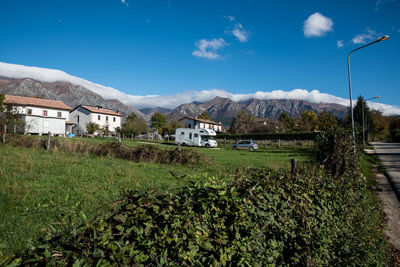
[
  {"left": 0, "top": 76, "right": 145, "bottom": 119},
  {"left": 144, "top": 96, "right": 348, "bottom": 126},
  {"left": 0, "top": 76, "right": 349, "bottom": 126}
]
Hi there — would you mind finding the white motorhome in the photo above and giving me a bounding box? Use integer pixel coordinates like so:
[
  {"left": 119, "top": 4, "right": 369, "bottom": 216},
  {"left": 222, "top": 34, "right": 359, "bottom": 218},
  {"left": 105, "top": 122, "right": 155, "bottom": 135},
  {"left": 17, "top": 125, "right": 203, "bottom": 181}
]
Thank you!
[{"left": 175, "top": 128, "right": 218, "bottom": 148}]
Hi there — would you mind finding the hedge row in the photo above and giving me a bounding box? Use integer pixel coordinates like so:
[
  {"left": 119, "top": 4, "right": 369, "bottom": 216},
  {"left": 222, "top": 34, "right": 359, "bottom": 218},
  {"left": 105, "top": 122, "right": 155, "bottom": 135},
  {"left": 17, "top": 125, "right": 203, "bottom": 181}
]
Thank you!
[
  {"left": 11, "top": 166, "right": 388, "bottom": 266},
  {"left": 217, "top": 132, "right": 322, "bottom": 141}
]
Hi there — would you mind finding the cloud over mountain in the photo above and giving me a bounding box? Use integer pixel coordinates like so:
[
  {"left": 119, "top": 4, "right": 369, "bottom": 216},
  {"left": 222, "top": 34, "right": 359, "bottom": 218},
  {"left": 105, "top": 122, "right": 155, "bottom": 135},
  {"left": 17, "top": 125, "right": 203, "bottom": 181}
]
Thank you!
[{"left": 1, "top": 62, "right": 400, "bottom": 116}]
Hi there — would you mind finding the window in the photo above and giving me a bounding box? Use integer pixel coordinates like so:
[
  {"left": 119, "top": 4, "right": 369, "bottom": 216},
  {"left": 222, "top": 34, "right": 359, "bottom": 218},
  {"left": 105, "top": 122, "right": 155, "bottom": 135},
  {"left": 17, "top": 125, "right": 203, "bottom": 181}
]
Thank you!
[
  {"left": 27, "top": 109, "right": 32, "bottom": 115},
  {"left": 57, "top": 112, "right": 62, "bottom": 117},
  {"left": 43, "top": 110, "right": 48, "bottom": 116},
  {"left": 189, "top": 133, "right": 192, "bottom": 140},
  {"left": 106, "top": 116, "right": 108, "bottom": 122},
  {"left": 77, "top": 115, "right": 80, "bottom": 124},
  {"left": 113, "top": 117, "right": 116, "bottom": 122},
  {"left": 187, "top": 124, "right": 191, "bottom": 128},
  {"left": 194, "top": 133, "right": 198, "bottom": 137},
  {"left": 98, "top": 115, "right": 101, "bottom": 120},
  {"left": 181, "top": 132, "right": 185, "bottom": 135}
]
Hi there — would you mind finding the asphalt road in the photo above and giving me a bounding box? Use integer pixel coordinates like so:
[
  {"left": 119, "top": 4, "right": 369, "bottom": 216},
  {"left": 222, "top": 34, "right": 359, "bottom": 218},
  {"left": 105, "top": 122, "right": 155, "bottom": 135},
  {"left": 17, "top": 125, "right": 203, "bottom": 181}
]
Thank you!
[
  {"left": 372, "top": 142, "right": 400, "bottom": 250},
  {"left": 373, "top": 142, "right": 400, "bottom": 199}
]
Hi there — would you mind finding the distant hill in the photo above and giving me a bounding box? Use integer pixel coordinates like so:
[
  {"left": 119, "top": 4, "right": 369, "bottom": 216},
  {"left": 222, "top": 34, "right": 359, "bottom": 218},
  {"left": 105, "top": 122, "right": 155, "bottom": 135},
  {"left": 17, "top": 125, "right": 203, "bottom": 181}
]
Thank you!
[{"left": 0, "top": 77, "right": 145, "bottom": 118}]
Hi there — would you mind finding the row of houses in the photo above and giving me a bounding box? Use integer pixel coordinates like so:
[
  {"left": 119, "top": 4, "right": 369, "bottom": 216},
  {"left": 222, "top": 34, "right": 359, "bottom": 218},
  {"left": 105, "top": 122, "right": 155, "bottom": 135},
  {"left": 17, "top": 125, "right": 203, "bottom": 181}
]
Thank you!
[
  {"left": 3, "top": 95, "right": 228, "bottom": 136},
  {"left": 3, "top": 95, "right": 122, "bottom": 136}
]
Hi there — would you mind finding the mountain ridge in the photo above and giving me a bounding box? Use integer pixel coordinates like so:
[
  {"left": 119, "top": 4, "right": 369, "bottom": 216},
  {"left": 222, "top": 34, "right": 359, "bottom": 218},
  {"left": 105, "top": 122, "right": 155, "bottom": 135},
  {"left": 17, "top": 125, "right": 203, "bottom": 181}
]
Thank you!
[{"left": 0, "top": 76, "right": 145, "bottom": 118}]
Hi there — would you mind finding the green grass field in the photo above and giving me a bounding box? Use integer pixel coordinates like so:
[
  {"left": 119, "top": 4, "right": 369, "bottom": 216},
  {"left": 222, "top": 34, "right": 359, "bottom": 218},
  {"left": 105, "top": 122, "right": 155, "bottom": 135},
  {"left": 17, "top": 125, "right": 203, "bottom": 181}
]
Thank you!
[{"left": 0, "top": 139, "right": 313, "bottom": 256}]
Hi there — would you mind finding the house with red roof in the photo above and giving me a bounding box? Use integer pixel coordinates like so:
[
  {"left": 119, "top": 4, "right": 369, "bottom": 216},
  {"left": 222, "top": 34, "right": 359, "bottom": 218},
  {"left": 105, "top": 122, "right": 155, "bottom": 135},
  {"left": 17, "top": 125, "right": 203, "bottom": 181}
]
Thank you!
[
  {"left": 70, "top": 105, "right": 121, "bottom": 136},
  {"left": 4, "top": 95, "right": 72, "bottom": 136},
  {"left": 178, "top": 116, "right": 223, "bottom": 133}
]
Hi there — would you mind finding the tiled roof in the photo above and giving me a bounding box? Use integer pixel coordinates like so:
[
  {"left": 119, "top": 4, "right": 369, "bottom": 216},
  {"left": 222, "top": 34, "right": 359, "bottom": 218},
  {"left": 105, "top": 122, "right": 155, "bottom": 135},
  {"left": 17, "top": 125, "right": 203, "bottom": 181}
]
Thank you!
[
  {"left": 256, "top": 118, "right": 269, "bottom": 122},
  {"left": 81, "top": 105, "right": 121, "bottom": 116},
  {"left": 178, "top": 116, "right": 222, "bottom": 125},
  {"left": 4, "top": 95, "right": 72, "bottom": 110}
]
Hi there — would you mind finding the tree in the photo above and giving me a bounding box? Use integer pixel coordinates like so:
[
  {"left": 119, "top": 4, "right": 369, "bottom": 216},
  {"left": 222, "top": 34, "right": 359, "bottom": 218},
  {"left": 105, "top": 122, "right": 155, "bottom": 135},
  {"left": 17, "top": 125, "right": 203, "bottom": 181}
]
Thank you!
[
  {"left": 151, "top": 112, "right": 167, "bottom": 132},
  {"left": 229, "top": 111, "right": 257, "bottom": 134},
  {"left": 101, "top": 123, "right": 110, "bottom": 136},
  {"left": 318, "top": 111, "right": 338, "bottom": 131},
  {"left": 278, "top": 113, "right": 295, "bottom": 132},
  {"left": 163, "top": 120, "right": 184, "bottom": 135},
  {"left": 389, "top": 117, "right": 400, "bottom": 142},
  {"left": 0, "top": 94, "right": 23, "bottom": 135},
  {"left": 198, "top": 111, "right": 211, "bottom": 121},
  {"left": 352, "top": 96, "right": 375, "bottom": 142},
  {"left": 86, "top": 122, "right": 100, "bottom": 135},
  {"left": 370, "top": 110, "right": 390, "bottom": 141},
  {"left": 121, "top": 112, "right": 149, "bottom": 137},
  {"left": 296, "top": 110, "right": 318, "bottom": 132}
]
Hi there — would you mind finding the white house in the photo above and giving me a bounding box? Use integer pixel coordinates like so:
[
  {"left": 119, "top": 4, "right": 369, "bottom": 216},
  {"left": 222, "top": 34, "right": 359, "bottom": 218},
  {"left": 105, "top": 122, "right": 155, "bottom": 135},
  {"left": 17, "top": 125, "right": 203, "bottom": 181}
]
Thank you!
[
  {"left": 178, "top": 116, "right": 223, "bottom": 133},
  {"left": 256, "top": 118, "right": 269, "bottom": 126},
  {"left": 4, "top": 95, "right": 72, "bottom": 136},
  {"left": 70, "top": 105, "right": 121, "bottom": 136}
]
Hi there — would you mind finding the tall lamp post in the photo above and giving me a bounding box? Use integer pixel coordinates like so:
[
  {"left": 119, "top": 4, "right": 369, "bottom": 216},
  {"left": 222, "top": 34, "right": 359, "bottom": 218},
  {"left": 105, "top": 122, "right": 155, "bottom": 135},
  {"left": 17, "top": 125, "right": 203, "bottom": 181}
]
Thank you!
[
  {"left": 347, "top": 35, "right": 389, "bottom": 142},
  {"left": 362, "top": 95, "right": 380, "bottom": 146}
]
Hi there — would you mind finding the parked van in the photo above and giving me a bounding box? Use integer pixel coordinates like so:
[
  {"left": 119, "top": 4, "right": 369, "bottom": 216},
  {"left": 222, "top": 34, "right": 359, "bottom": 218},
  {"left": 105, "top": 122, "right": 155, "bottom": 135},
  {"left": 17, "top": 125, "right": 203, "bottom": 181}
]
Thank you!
[{"left": 175, "top": 128, "right": 218, "bottom": 148}]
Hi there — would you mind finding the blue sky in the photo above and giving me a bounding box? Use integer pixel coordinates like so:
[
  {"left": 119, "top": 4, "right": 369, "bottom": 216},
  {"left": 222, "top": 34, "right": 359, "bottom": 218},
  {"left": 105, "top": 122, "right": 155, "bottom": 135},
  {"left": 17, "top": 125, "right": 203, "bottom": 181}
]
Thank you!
[{"left": 1, "top": 0, "right": 399, "bottom": 108}]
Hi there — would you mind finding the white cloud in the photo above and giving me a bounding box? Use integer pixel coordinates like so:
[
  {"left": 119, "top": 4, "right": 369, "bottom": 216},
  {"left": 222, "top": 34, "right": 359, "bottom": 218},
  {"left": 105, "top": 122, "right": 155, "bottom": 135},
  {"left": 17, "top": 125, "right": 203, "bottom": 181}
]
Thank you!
[
  {"left": 121, "top": 0, "right": 128, "bottom": 6},
  {"left": 352, "top": 29, "right": 378, "bottom": 44},
  {"left": 192, "top": 38, "right": 226, "bottom": 60},
  {"left": 232, "top": 23, "right": 250, "bottom": 42},
  {"left": 1, "top": 61, "right": 400, "bottom": 116},
  {"left": 303, "top": 12, "right": 333, "bottom": 38},
  {"left": 337, "top": 40, "right": 344, "bottom": 48}
]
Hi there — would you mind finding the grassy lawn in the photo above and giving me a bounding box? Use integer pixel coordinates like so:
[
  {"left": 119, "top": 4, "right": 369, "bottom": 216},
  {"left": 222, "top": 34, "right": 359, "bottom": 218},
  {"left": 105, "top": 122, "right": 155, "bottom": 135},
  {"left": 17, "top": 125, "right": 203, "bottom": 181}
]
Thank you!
[{"left": 0, "top": 139, "right": 313, "bottom": 256}]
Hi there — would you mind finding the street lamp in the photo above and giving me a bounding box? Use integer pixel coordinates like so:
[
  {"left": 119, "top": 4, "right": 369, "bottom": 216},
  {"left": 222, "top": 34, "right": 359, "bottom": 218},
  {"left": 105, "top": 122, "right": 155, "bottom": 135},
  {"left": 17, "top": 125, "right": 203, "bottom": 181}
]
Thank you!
[
  {"left": 362, "top": 95, "right": 380, "bottom": 146},
  {"left": 347, "top": 35, "right": 389, "bottom": 142}
]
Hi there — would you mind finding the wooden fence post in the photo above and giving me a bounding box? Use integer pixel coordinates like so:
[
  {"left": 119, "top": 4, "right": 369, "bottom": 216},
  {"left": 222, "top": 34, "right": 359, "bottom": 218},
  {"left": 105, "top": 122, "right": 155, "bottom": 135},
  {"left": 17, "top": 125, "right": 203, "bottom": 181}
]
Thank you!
[
  {"left": 46, "top": 132, "right": 51, "bottom": 151},
  {"left": 118, "top": 133, "right": 122, "bottom": 145},
  {"left": 178, "top": 143, "right": 181, "bottom": 153},
  {"left": 224, "top": 138, "right": 226, "bottom": 147},
  {"left": 291, "top": 158, "right": 297, "bottom": 173},
  {"left": 278, "top": 139, "right": 281, "bottom": 148},
  {"left": 2, "top": 124, "right": 6, "bottom": 144}
]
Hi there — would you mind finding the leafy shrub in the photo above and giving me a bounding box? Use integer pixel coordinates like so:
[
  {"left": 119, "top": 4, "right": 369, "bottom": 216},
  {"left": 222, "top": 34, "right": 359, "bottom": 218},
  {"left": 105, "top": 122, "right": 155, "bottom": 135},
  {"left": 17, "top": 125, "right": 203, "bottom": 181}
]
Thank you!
[
  {"left": 315, "top": 128, "right": 359, "bottom": 178},
  {"left": 4, "top": 135, "right": 209, "bottom": 165},
  {"left": 14, "top": 167, "right": 388, "bottom": 266}
]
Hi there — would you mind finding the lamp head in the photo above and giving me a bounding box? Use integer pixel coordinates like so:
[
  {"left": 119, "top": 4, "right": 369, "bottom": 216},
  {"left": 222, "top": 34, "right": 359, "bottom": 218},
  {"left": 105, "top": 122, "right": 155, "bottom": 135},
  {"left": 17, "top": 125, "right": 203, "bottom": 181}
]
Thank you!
[{"left": 378, "top": 35, "right": 390, "bottom": 41}]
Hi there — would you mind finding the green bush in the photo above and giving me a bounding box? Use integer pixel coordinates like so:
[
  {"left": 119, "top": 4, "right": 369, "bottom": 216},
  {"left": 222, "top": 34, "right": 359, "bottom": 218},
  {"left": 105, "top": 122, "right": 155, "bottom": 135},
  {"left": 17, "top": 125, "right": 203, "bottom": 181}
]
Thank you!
[{"left": 13, "top": 167, "right": 388, "bottom": 266}]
